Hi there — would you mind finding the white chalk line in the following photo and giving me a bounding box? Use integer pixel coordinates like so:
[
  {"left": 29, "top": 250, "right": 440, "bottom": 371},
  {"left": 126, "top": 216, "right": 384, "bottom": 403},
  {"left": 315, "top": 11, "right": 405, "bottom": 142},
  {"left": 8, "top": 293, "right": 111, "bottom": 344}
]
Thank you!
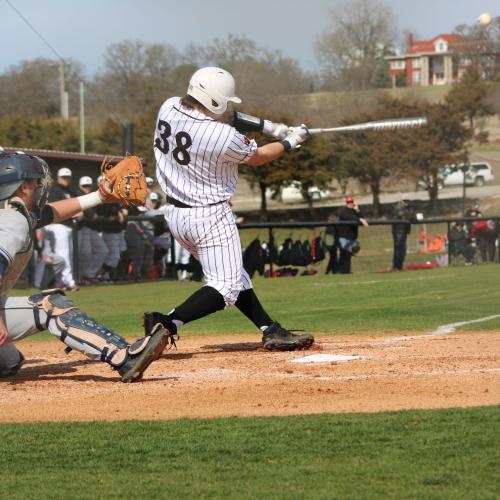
[
  {"left": 387, "top": 313, "right": 500, "bottom": 343},
  {"left": 311, "top": 275, "right": 450, "bottom": 287},
  {"left": 430, "top": 314, "right": 500, "bottom": 335}
]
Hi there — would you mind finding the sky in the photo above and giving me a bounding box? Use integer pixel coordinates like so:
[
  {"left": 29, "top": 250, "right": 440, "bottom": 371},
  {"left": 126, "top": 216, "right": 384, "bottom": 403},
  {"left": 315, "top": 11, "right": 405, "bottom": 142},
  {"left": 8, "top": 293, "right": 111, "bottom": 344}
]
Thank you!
[{"left": 1, "top": 0, "right": 499, "bottom": 75}]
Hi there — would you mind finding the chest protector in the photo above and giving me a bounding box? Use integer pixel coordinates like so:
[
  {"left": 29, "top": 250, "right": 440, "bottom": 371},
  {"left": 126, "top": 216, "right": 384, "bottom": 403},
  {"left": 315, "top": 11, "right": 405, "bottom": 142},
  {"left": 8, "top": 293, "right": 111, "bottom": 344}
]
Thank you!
[{"left": 0, "top": 198, "right": 35, "bottom": 295}]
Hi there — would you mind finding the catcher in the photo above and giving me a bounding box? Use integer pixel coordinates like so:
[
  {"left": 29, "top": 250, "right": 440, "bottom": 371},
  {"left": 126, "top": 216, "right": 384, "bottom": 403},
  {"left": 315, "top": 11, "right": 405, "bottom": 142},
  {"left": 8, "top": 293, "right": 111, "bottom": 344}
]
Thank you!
[{"left": 0, "top": 152, "right": 163, "bottom": 382}]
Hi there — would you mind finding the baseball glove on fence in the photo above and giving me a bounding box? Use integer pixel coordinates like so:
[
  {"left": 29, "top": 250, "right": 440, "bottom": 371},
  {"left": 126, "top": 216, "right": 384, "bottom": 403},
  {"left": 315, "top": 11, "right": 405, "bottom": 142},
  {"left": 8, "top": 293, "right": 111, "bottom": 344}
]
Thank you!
[{"left": 98, "top": 155, "right": 148, "bottom": 207}]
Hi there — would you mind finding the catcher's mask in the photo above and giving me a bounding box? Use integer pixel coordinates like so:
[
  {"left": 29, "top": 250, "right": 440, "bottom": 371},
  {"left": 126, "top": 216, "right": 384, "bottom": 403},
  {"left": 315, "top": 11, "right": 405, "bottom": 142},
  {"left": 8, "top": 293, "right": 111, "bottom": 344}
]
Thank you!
[
  {"left": 187, "top": 67, "right": 241, "bottom": 115},
  {"left": 0, "top": 153, "right": 50, "bottom": 217}
]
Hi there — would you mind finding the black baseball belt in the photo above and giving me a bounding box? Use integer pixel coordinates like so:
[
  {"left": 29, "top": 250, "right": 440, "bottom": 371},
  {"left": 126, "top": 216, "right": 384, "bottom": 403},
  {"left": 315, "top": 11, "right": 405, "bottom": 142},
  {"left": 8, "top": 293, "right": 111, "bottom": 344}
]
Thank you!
[
  {"left": 166, "top": 196, "right": 226, "bottom": 209},
  {"left": 166, "top": 196, "right": 194, "bottom": 208}
]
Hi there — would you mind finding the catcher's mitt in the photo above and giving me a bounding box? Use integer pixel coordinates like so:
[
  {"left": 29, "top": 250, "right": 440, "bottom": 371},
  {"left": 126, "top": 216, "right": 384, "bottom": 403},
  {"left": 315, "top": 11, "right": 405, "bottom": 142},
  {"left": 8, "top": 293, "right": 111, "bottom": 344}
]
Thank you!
[{"left": 98, "top": 155, "right": 148, "bottom": 207}]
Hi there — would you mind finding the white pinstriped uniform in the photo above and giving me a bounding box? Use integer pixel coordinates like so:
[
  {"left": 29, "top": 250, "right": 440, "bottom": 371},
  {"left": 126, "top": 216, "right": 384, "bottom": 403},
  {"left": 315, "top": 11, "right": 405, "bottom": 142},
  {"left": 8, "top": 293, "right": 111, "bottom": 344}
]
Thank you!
[{"left": 154, "top": 97, "right": 256, "bottom": 306}]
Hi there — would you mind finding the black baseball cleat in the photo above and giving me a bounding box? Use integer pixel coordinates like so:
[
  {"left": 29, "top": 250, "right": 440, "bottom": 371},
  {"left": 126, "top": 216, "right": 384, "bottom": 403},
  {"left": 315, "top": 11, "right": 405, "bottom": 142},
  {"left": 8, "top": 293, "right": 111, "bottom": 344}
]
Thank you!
[
  {"left": 118, "top": 325, "right": 167, "bottom": 383},
  {"left": 262, "top": 322, "right": 315, "bottom": 351},
  {"left": 143, "top": 311, "right": 177, "bottom": 337}
]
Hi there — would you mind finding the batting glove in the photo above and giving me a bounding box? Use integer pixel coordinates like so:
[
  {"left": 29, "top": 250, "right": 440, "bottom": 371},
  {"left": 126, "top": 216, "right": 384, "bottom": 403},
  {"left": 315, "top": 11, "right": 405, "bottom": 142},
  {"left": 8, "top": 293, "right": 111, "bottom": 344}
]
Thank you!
[
  {"left": 263, "top": 120, "right": 290, "bottom": 140},
  {"left": 281, "top": 124, "right": 309, "bottom": 151}
]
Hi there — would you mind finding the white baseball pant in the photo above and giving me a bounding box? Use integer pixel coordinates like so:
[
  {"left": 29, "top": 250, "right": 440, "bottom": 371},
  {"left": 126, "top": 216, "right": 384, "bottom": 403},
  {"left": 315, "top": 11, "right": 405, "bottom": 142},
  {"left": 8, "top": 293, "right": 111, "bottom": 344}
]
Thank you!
[
  {"left": 44, "top": 223, "right": 75, "bottom": 287},
  {"left": 164, "top": 202, "right": 252, "bottom": 307}
]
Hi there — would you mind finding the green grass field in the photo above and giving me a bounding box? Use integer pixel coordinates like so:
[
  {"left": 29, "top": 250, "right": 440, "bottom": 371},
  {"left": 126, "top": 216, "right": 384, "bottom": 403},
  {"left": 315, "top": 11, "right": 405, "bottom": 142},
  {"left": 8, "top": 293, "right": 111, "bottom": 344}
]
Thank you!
[
  {"left": 5, "top": 264, "right": 500, "bottom": 498},
  {"left": 0, "top": 408, "right": 498, "bottom": 499}
]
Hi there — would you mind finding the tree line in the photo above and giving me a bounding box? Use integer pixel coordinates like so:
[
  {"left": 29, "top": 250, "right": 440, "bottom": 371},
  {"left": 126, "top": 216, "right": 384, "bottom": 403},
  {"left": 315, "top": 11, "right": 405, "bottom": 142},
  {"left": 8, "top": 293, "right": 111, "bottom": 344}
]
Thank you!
[{"left": 0, "top": 0, "right": 498, "bottom": 219}]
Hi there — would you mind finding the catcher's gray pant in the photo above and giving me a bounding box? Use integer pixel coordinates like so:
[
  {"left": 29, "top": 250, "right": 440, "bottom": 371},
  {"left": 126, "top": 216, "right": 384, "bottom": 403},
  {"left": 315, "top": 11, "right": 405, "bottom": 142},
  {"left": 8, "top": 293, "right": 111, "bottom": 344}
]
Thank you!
[
  {"left": 78, "top": 227, "right": 108, "bottom": 278},
  {"left": 44, "top": 223, "right": 75, "bottom": 287},
  {"left": 164, "top": 203, "right": 252, "bottom": 306},
  {"left": 0, "top": 294, "right": 133, "bottom": 375}
]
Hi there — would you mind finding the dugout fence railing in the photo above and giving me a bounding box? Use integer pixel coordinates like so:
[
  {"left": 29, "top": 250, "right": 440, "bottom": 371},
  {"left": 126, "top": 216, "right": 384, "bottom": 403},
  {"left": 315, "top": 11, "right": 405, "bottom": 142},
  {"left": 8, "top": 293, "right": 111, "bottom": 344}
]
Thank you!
[{"left": 60, "top": 215, "right": 500, "bottom": 286}]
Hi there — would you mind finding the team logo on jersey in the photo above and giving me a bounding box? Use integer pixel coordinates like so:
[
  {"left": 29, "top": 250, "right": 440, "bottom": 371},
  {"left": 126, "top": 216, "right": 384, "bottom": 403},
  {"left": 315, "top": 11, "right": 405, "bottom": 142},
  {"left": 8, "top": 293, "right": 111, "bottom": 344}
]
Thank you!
[{"left": 243, "top": 136, "right": 250, "bottom": 145}]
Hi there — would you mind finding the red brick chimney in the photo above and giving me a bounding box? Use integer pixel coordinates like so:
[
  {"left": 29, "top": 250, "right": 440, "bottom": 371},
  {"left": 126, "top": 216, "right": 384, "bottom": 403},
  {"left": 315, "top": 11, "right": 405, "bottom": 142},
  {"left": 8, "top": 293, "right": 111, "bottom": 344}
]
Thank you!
[{"left": 406, "top": 32, "right": 414, "bottom": 51}]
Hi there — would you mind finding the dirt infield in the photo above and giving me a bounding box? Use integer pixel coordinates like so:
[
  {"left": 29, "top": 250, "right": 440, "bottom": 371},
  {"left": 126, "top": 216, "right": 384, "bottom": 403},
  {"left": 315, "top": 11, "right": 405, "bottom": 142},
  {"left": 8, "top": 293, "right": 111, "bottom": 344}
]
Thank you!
[{"left": 0, "top": 331, "right": 499, "bottom": 423}]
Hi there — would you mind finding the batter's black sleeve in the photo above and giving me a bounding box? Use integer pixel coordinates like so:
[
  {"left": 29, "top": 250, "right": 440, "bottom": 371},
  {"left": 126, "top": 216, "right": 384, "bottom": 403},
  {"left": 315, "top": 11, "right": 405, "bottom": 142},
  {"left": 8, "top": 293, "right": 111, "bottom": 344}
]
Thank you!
[{"left": 233, "top": 112, "right": 264, "bottom": 133}]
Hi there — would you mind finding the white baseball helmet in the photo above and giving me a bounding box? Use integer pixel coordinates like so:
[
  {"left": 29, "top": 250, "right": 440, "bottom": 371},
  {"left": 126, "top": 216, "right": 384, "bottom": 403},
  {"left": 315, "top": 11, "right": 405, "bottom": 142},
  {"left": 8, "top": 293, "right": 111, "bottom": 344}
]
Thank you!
[{"left": 187, "top": 67, "right": 241, "bottom": 115}]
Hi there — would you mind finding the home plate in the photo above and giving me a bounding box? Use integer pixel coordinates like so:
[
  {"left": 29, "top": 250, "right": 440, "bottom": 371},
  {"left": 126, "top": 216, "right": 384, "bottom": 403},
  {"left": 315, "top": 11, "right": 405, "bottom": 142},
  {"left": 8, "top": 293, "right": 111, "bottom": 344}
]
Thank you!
[{"left": 291, "top": 354, "right": 362, "bottom": 364}]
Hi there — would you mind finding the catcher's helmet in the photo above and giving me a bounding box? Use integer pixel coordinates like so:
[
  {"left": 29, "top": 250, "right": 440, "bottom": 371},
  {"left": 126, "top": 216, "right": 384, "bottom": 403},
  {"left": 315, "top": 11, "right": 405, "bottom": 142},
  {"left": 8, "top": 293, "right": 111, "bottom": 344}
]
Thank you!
[
  {"left": 187, "top": 67, "right": 241, "bottom": 115},
  {"left": 0, "top": 153, "right": 50, "bottom": 213}
]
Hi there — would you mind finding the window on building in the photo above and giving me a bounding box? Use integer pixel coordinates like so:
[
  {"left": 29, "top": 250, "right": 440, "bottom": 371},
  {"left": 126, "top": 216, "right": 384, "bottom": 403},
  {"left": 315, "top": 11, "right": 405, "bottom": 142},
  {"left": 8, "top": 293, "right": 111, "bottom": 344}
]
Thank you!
[
  {"left": 435, "top": 40, "right": 448, "bottom": 53},
  {"left": 390, "top": 60, "right": 406, "bottom": 70},
  {"left": 412, "top": 59, "right": 421, "bottom": 69},
  {"left": 412, "top": 72, "right": 421, "bottom": 84}
]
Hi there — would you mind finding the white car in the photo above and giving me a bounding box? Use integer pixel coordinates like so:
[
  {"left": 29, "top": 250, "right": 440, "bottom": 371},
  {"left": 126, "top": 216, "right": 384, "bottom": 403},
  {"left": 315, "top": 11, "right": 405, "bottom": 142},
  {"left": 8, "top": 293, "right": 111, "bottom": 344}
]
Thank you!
[
  {"left": 280, "top": 182, "right": 331, "bottom": 204},
  {"left": 418, "top": 162, "right": 494, "bottom": 190}
]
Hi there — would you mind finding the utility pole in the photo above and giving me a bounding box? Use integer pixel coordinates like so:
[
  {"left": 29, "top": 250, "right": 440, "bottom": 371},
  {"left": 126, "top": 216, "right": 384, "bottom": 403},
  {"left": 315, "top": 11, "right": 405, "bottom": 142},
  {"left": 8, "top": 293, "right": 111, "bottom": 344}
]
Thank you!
[
  {"left": 59, "top": 59, "right": 69, "bottom": 120},
  {"left": 462, "top": 147, "right": 469, "bottom": 215},
  {"left": 122, "top": 123, "right": 134, "bottom": 154},
  {"left": 79, "top": 82, "right": 85, "bottom": 153}
]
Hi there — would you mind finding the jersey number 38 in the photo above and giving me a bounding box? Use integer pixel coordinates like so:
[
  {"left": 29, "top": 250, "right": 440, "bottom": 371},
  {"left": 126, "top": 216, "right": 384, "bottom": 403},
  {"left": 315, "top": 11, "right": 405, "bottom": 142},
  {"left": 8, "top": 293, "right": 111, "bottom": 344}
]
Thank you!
[{"left": 154, "top": 119, "right": 192, "bottom": 166}]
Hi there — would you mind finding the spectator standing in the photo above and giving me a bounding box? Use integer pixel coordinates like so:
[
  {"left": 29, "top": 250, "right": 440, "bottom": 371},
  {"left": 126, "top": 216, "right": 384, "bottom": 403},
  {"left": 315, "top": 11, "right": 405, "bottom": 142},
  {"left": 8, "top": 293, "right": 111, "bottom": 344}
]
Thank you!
[
  {"left": 77, "top": 176, "right": 108, "bottom": 284},
  {"left": 464, "top": 203, "right": 482, "bottom": 233},
  {"left": 470, "top": 219, "right": 499, "bottom": 263},
  {"left": 336, "top": 196, "right": 369, "bottom": 274},
  {"left": 324, "top": 213, "right": 338, "bottom": 274},
  {"left": 45, "top": 167, "right": 79, "bottom": 290},
  {"left": 391, "top": 194, "right": 415, "bottom": 271}
]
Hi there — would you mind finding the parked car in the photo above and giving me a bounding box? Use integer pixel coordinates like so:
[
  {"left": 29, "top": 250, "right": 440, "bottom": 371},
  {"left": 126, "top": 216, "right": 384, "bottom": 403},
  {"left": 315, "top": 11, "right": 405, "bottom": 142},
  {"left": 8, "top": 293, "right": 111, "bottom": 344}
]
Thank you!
[
  {"left": 280, "top": 181, "right": 332, "bottom": 204},
  {"left": 418, "top": 162, "right": 494, "bottom": 190}
]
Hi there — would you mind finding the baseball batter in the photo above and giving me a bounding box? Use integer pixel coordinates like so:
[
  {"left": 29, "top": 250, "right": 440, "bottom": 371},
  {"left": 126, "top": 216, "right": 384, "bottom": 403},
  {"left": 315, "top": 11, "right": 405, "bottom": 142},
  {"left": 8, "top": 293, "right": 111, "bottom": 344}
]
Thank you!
[
  {"left": 0, "top": 153, "right": 167, "bottom": 382},
  {"left": 145, "top": 67, "right": 314, "bottom": 351}
]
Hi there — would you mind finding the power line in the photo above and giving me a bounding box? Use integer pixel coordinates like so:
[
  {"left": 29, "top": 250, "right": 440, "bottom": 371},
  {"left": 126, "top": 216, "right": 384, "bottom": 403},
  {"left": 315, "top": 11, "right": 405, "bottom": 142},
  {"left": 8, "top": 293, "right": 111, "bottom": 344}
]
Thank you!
[
  {"left": 4, "top": 0, "right": 126, "bottom": 126},
  {"left": 5, "top": 0, "right": 65, "bottom": 61}
]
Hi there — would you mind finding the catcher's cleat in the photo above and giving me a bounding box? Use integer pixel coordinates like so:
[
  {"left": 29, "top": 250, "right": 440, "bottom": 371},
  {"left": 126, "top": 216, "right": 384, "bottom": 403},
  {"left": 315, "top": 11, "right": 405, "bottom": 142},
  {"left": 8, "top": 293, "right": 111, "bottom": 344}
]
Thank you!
[
  {"left": 262, "top": 322, "right": 315, "bottom": 351},
  {"left": 118, "top": 325, "right": 167, "bottom": 383}
]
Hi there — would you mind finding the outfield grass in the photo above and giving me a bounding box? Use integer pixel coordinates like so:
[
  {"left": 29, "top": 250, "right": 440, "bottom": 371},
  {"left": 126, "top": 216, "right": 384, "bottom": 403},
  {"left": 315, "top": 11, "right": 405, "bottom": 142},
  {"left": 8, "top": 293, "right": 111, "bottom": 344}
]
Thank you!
[
  {"left": 11, "top": 263, "right": 500, "bottom": 338},
  {"left": 0, "top": 407, "right": 498, "bottom": 499}
]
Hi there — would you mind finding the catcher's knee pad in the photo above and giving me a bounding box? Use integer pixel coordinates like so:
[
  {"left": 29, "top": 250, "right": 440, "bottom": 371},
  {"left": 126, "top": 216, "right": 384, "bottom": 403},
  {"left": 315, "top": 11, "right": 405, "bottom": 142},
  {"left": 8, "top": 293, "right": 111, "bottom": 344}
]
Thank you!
[{"left": 27, "top": 290, "right": 145, "bottom": 368}]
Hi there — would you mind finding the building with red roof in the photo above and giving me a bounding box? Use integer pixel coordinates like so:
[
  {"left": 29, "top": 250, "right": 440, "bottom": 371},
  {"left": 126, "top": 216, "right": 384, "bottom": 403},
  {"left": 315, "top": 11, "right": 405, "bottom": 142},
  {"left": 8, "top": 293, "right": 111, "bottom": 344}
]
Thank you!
[{"left": 386, "top": 33, "right": 472, "bottom": 87}]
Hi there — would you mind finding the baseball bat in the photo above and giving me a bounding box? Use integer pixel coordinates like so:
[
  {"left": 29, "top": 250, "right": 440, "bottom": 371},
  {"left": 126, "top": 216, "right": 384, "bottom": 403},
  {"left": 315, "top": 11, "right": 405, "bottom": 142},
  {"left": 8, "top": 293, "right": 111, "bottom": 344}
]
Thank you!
[{"left": 308, "top": 117, "right": 427, "bottom": 135}]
